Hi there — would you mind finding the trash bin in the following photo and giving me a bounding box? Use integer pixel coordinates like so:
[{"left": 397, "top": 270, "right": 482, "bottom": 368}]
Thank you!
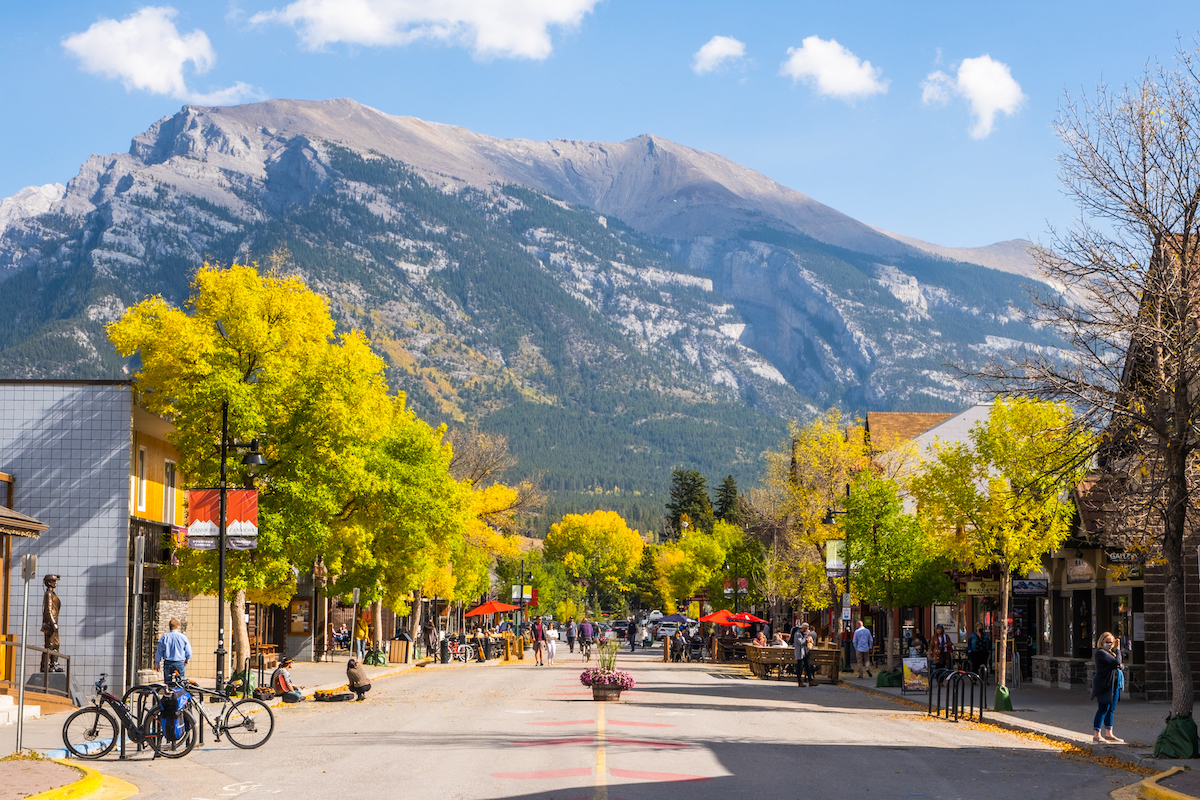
[{"left": 440, "top": 638, "right": 450, "bottom": 664}]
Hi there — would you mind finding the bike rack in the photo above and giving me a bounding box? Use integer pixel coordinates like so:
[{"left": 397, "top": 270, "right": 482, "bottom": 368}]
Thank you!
[{"left": 928, "top": 668, "right": 985, "bottom": 723}]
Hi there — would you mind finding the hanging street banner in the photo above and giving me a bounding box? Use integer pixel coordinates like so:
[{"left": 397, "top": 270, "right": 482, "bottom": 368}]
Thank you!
[{"left": 186, "top": 489, "right": 259, "bottom": 550}]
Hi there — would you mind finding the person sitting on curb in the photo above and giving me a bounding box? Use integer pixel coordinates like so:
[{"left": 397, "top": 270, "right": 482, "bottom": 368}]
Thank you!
[
  {"left": 346, "top": 658, "right": 371, "bottom": 702},
  {"left": 271, "top": 658, "right": 304, "bottom": 703}
]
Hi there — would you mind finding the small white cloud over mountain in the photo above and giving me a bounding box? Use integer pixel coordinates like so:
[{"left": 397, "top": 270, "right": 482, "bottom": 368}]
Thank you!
[
  {"left": 692, "top": 35, "right": 746, "bottom": 75},
  {"left": 61, "top": 6, "right": 260, "bottom": 105},
  {"left": 251, "top": 0, "right": 599, "bottom": 60},
  {"left": 779, "top": 35, "right": 887, "bottom": 101},
  {"left": 922, "top": 55, "right": 1025, "bottom": 139}
]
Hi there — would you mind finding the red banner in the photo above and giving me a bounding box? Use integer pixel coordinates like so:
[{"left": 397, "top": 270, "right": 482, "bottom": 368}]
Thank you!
[{"left": 186, "top": 489, "right": 259, "bottom": 550}]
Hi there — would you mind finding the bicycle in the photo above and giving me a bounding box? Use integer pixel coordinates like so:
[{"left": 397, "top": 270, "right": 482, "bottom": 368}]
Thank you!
[
  {"left": 62, "top": 673, "right": 196, "bottom": 759},
  {"left": 446, "top": 640, "right": 475, "bottom": 663},
  {"left": 176, "top": 678, "right": 274, "bottom": 749},
  {"left": 580, "top": 637, "right": 594, "bottom": 662}
]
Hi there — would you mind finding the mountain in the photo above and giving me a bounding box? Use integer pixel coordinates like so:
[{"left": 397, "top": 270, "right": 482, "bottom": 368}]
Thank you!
[{"left": 0, "top": 99, "right": 1065, "bottom": 532}]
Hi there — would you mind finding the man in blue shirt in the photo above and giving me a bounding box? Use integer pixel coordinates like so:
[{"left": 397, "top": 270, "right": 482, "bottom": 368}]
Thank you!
[
  {"left": 852, "top": 620, "right": 874, "bottom": 679},
  {"left": 154, "top": 618, "right": 192, "bottom": 682}
]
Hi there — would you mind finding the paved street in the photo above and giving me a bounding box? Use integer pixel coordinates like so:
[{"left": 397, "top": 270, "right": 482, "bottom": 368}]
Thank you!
[{"left": 52, "top": 647, "right": 1144, "bottom": 800}]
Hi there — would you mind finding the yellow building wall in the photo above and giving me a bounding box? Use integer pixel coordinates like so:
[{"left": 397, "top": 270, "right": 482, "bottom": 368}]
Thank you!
[{"left": 130, "top": 431, "right": 185, "bottom": 525}]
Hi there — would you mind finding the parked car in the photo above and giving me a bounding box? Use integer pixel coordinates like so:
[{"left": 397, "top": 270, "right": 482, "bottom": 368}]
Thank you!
[
  {"left": 648, "top": 609, "right": 664, "bottom": 622},
  {"left": 612, "top": 620, "right": 630, "bottom": 638},
  {"left": 655, "top": 621, "right": 680, "bottom": 640}
]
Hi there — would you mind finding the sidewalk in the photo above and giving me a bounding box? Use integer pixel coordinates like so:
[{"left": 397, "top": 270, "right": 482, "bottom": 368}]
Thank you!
[
  {"left": 838, "top": 671, "right": 1198, "bottom": 771},
  {"left": 0, "top": 654, "right": 445, "bottom": 758}
]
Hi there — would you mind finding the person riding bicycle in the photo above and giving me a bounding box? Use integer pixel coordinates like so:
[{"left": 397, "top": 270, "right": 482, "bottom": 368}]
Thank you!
[{"left": 271, "top": 658, "right": 304, "bottom": 703}]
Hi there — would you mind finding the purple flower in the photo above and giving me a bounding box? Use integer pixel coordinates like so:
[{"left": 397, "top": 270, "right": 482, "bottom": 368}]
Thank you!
[{"left": 579, "top": 668, "right": 635, "bottom": 690}]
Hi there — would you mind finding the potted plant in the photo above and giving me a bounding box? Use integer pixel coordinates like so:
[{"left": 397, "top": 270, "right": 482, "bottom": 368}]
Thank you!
[{"left": 580, "top": 641, "right": 635, "bottom": 701}]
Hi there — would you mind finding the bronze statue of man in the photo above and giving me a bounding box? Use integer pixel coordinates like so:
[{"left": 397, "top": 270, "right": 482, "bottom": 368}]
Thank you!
[{"left": 41, "top": 574, "right": 61, "bottom": 672}]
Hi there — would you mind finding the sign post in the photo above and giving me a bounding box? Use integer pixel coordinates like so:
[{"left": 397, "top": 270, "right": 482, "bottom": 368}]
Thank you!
[{"left": 16, "top": 553, "right": 35, "bottom": 753}]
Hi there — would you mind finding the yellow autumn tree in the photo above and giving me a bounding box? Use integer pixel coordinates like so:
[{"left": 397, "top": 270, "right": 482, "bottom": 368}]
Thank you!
[{"left": 544, "top": 510, "right": 644, "bottom": 614}]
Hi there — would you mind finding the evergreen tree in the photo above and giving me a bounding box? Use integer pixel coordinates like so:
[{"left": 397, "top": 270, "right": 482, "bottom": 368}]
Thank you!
[
  {"left": 665, "top": 469, "right": 713, "bottom": 537},
  {"left": 714, "top": 475, "right": 740, "bottom": 524}
]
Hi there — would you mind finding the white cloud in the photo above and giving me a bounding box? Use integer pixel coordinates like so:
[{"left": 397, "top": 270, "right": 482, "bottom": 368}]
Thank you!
[
  {"left": 62, "top": 7, "right": 260, "bottom": 104},
  {"left": 921, "top": 54, "right": 1025, "bottom": 139},
  {"left": 778, "top": 35, "right": 887, "bottom": 100},
  {"left": 251, "top": 0, "right": 599, "bottom": 60},
  {"left": 692, "top": 35, "right": 746, "bottom": 75}
]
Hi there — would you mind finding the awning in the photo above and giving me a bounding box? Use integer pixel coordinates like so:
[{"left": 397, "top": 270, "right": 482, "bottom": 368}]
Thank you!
[{"left": 0, "top": 506, "right": 48, "bottom": 538}]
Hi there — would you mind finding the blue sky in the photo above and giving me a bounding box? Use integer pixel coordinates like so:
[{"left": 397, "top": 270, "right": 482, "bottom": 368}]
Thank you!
[{"left": 1, "top": 2, "right": 1195, "bottom": 247}]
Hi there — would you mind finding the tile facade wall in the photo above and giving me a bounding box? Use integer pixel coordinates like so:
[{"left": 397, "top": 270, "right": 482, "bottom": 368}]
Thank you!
[{"left": 1, "top": 383, "right": 133, "bottom": 691}]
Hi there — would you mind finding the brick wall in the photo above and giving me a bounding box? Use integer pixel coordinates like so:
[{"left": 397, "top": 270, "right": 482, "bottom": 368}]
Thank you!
[{"left": 1142, "top": 542, "right": 1200, "bottom": 701}]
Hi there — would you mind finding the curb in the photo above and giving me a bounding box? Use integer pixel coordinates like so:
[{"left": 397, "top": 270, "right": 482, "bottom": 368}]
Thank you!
[
  {"left": 24, "top": 760, "right": 102, "bottom": 800},
  {"left": 1139, "top": 767, "right": 1198, "bottom": 800}
]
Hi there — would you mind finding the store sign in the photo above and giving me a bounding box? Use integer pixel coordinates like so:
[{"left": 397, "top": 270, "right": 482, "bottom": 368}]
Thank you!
[
  {"left": 965, "top": 580, "right": 1000, "bottom": 596},
  {"left": 186, "top": 489, "right": 259, "bottom": 550},
  {"left": 1066, "top": 557, "right": 1096, "bottom": 584},
  {"left": 1012, "top": 579, "right": 1048, "bottom": 596}
]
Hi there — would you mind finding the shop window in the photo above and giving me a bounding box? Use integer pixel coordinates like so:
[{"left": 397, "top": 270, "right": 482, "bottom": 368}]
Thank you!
[{"left": 137, "top": 447, "right": 147, "bottom": 512}]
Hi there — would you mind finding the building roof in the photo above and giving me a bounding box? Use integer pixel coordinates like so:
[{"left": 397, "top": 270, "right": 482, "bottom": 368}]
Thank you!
[
  {"left": 0, "top": 505, "right": 48, "bottom": 538},
  {"left": 866, "top": 412, "right": 956, "bottom": 450}
]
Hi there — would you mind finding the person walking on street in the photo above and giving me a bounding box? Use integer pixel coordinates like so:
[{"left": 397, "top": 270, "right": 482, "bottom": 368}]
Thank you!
[
  {"left": 154, "top": 618, "right": 192, "bottom": 682},
  {"left": 967, "top": 623, "right": 992, "bottom": 678},
  {"left": 566, "top": 618, "right": 578, "bottom": 653},
  {"left": 627, "top": 618, "right": 638, "bottom": 652},
  {"left": 346, "top": 658, "right": 372, "bottom": 701},
  {"left": 531, "top": 617, "right": 547, "bottom": 665},
  {"left": 1092, "top": 631, "right": 1123, "bottom": 743},
  {"left": 546, "top": 622, "right": 559, "bottom": 665},
  {"left": 853, "top": 620, "right": 874, "bottom": 678},
  {"left": 792, "top": 621, "right": 816, "bottom": 687}
]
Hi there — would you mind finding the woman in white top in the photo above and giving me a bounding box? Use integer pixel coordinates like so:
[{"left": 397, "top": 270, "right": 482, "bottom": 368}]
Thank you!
[{"left": 546, "top": 623, "right": 559, "bottom": 665}]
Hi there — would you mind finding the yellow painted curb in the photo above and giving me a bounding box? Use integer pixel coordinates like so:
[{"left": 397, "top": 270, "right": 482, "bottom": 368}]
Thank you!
[
  {"left": 24, "top": 760, "right": 102, "bottom": 800},
  {"left": 89, "top": 774, "right": 139, "bottom": 800},
  {"left": 1139, "top": 767, "right": 1197, "bottom": 800}
]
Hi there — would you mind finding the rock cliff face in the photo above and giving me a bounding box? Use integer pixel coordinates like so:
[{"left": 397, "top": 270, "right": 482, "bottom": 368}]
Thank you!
[{"left": 0, "top": 99, "right": 1062, "bottom": 493}]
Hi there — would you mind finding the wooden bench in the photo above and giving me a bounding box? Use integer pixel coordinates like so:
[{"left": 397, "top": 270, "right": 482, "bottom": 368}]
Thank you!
[
  {"left": 809, "top": 647, "right": 840, "bottom": 685},
  {"left": 746, "top": 645, "right": 794, "bottom": 680}
]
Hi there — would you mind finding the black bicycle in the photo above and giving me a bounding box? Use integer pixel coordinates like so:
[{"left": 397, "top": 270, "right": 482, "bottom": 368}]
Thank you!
[
  {"left": 62, "top": 674, "right": 197, "bottom": 759},
  {"left": 177, "top": 678, "right": 274, "bottom": 749}
]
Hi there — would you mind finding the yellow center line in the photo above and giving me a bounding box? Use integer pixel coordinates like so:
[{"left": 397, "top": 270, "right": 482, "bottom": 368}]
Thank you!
[{"left": 594, "top": 702, "right": 608, "bottom": 800}]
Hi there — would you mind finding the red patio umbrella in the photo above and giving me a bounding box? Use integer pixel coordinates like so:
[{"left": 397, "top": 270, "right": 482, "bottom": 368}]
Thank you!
[
  {"left": 699, "top": 609, "right": 748, "bottom": 627},
  {"left": 727, "top": 612, "right": 768, "bottom": 624},
  {"left": 464, "top": 600, "right": 520, "bottom": 617}
]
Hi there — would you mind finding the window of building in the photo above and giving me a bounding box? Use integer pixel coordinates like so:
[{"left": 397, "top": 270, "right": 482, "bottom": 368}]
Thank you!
[
  {"left": 137, "top": 447, "right": 147, "bottom": 512},
  {"left": 164, "top": 461, "right": 177, "bottom": 524}
]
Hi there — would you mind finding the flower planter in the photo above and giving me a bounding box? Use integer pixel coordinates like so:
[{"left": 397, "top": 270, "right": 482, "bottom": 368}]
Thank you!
[{"left": 591, "top": 685, "right": 622, "bottom": 702}]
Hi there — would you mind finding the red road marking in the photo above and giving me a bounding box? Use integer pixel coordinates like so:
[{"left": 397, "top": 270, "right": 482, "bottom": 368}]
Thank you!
[
  {"left": 607, "top": 738, "right": 690, "bottom": 749},
  {"left": 548, "top": 691, "right": 591, "bottom": 696},
  {"left": 607, "top": 720, "right": 674, "bottom": 728},
  {"left": 609, "top": 769, "right": 712, "bottom": 782},
  {"left": 528, "top": 719, "right": 595, "bottom": 726},
  {"left": 491, "top": 768, "right": 592, "bottom": 780},
  {"left": 513, "top": 737, "right": 595, "bottom": 747}
]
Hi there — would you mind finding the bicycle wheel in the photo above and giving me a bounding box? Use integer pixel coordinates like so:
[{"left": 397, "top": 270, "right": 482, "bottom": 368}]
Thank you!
[
  {"left": 223, "top": 699, "right": 274, "bottom": 749},
  {"left": 62, "top": 707, "right": 119, "bottom": 759},
  {"left": 147, "top": 708, "right": 197, "bottom": 758}
]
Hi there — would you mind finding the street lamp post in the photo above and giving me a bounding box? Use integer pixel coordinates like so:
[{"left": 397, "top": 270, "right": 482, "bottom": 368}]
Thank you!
[
  {"left": 825, "top": 508, "right": 851, "bottom": 672},
  {"left": 214, "top": 401, "right": 265, "bottom": 693}
]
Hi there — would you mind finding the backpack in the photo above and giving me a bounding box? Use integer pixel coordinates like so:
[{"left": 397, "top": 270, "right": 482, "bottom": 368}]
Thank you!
[{"left": 159, "top": 688, "right": 191, "bottom": 742}]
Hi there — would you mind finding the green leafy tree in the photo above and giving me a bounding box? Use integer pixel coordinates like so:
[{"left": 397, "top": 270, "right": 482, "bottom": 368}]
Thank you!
[
  {"left": 911, "top": 398, "right": 1091, "bottom": 690},
  {"left": 843, "top": 469, "right": 955, "bottom": 667},
  {"left": 714, "top": 475, "right": 741, "bottom": 524},
  {"left": 665, "top": 469, "right": 713, "bottom": 537},
  {"left": 544, "top": 510, "right": 645, "bottom": 614}
]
